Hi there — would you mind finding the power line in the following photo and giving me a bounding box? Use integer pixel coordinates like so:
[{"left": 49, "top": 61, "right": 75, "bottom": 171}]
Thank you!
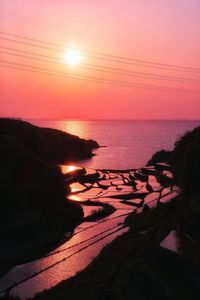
[
  {"left": 0, "top": 36, "right": 61, "bottom": 52},
  {"left": 0, "top": 9, "right": 199, "bottom": 58},
  {"left": 0, "top": 60, "right": 178, "bottom": 91},
  {"left": 1, "top": 60, "right": 197, "bottom": 93},
  {"left": 0, "top": 31, "right": 60, "bottom": 47},
  {"left": 0, "top": 35, "right": 197, "bottom": 74},
  {"left": 0, "top": 32, "right": 200, "bottom": 72},
  {"left": 1, "top": 48, "right": 199, "bottom": 84},
  {"left": 1, "top": 31, "right": 199, "bottom": 71}
]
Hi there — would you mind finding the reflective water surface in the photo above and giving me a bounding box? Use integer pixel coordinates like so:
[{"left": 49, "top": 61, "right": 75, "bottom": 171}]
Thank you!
[{"left": 31, "top": 120, "right": 200, "bottom": 169}]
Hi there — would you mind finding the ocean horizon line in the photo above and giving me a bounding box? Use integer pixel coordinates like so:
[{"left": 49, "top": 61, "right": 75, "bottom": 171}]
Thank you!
[{"left": 1, "top": 117, "right": 199, "bottom": 122}]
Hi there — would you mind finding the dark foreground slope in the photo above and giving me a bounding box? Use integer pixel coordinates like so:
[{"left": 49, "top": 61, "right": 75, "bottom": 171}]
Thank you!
[
  {"left": 33, "top": 125, "right": 200, "bottom": 300},
  {"left": 33, "top": 197, "right": 200, "bottom": 300},
  {"left": 0, "top": 119, "right": 99, "bottom": 275}
]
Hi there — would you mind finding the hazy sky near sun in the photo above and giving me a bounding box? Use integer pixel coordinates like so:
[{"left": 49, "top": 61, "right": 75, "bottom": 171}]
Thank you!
[{"left": 0, "top": 0, "right": 200, "bottom": 120}]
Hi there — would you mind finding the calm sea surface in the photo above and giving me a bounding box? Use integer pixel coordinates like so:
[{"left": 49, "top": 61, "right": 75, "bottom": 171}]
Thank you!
[{"left": 31, "top": 120, "right": 200, "bottom": 169}]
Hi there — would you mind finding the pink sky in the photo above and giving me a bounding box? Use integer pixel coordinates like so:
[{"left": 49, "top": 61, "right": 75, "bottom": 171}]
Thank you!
[{"left": 0, "top": 0, "right": 200, "bottom": 120}]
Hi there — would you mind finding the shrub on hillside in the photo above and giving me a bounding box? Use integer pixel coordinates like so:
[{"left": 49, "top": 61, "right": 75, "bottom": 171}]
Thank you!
[{"left": 171, "top": 126, "right": 200, "bottom": 197}]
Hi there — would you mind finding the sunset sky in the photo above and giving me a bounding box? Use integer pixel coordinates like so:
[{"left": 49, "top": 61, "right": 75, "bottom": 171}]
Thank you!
[{"left": 0, "top": 0, "right": 200, "bottom": 120}]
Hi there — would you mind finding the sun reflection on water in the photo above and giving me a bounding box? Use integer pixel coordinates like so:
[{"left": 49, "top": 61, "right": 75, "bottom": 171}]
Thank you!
[
  {"left": 60, "top": 165, "right": 82, "bottom": 174},
  {"left": 53, "top": 120, "right": 89, "bottom": 139},
  {"left": 68, "top": 195, "right": 83, "bottom": 202}
]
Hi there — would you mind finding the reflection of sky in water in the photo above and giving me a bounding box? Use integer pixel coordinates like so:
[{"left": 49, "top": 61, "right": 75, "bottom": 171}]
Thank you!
[
  {"left": 161, "top": 231, "right": 179, "bottom": 254},
  {"left": 68, "top": 195, "right": 83, "bottom": 201},
  {"left": 60, "top": 165, "right": 81, "bottom": 173},
  {"left": 30, "top": 120, "right": 200, "bottom": 169},
  {"left": 9, "top": 222, "right": 128, "bottom": 299},
  {"left": 0, "top": 165, "right": 180, "bottom": 299},
  {"left": 55, "top": 121, "right": 88, "bottom": 139},
  {"left": 70, "top": 182, "right": 85, "bottom": 193},
  {"left": 161, "top": 230, "right": 200, "bottom": 265}
]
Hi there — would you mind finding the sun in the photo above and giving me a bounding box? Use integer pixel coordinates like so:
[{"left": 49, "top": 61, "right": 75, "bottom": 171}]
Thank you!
[{"left": 64, "top": 49, "right": 82, "bottom": 66}]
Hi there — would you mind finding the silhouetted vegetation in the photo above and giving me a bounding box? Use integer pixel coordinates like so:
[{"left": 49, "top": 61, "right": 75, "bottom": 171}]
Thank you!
[
  {"left": 146, "top": 125, "right": 200, "bottom": 198},
  {"left": 171, "top": 126, "right": 200, "bottom": 197},
  {"left": 170, "top": 125, "right": 200, "bottom": 245},
  {"left": 146, "top": 149, "right": 172, "bottom": 166}
]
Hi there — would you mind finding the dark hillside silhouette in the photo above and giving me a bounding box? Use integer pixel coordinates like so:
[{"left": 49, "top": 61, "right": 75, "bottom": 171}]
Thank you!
[
  {"left": 0, "top": 118, "right": 99, "bottom": 164},
  {"left": 172, "top": 126, "right": 200, "bottom": 197},
  {"left": 0, "top": 119, "right": 100, "bottom": 275}
]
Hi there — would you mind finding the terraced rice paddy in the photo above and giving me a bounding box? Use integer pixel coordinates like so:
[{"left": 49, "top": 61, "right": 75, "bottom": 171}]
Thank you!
[{"left": 0, "top": 163, "right": 178, "bottom": 299}]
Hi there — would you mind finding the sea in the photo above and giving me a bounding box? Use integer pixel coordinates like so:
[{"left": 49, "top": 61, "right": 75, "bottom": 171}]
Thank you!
[{"left": 30, "top": 120, "right": 200, "bottom": 169}]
